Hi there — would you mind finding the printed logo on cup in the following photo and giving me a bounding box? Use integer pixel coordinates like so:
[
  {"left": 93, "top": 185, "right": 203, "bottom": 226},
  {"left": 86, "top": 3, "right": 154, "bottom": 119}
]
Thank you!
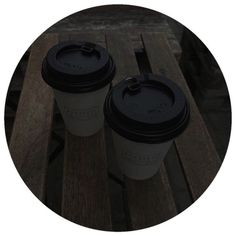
[
  {"left": 120, "top": 149, "right": 160, "bottom": 166},
  {"left": 61, "top": 105, "right": 100, "bottom": 121}
]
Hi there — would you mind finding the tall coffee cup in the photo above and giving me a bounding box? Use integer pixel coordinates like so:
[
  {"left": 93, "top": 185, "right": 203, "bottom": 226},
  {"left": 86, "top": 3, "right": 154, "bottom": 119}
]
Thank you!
[
  {"left": 104, "top": 74, "right": 190, "bottom": 180},
  {"left": 42, "top": 41, "right": 115, "bottom": 136}
]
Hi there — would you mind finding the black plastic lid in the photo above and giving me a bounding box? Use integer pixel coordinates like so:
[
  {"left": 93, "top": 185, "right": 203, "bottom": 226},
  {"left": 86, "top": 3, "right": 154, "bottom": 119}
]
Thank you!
[
  {"left": 104, "top": 74, "right": 190, "bottom": 143},
  {"left": 41, "top": 41, "right": 115, "bottom": 93}
]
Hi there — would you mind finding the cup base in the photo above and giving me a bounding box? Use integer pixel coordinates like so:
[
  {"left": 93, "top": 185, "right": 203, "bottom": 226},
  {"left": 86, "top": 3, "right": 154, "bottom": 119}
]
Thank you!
[
  {"left": 121, "top": 164, "right": 160, "bottom": 180},
  {"left": 66, "top": 125, "right": 103, "bottom": 137}
]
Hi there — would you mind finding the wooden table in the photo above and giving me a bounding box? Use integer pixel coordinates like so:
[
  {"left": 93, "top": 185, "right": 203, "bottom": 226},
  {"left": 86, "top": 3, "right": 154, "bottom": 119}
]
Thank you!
[{"left": 8, "top": 32, "right": 222, "bottom": 231}]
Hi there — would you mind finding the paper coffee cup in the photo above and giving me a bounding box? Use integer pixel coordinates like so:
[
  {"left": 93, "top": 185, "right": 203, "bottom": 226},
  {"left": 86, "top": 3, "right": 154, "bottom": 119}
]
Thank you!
[
  {"left": 42, "top": 41, "right": 115, "bottom": 136},
  {"left": 104, "top": 74, "right": 190, "bottom": 180}
]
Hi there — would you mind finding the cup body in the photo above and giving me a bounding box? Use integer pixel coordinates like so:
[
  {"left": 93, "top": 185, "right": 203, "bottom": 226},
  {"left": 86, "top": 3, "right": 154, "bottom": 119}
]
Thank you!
[
  {"left": 112, "top": 130, "right": 173, "bottom": 180},
  {"left": 54, "top": 84, "right": 110, "bottom": 136},
  {"left": 104, "top": 74, "right": 190, "bottom": 180},
  {"left": 41, "top": 41, "right": 116, "bottom": 136}
]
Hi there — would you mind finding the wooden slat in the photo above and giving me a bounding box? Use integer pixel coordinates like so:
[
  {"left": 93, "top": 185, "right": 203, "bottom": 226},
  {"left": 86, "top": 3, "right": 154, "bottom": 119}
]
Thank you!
[
  {"left": 61, "top": 33, "right": 112, "bottom": 230},
  {"left": 142, "top": 32, "right": 222, "bottom": 200},
  {"left": 127, "top": 33, "right": 193, "bottom": 213},
  {"left": 125, "top": 164, "right": 177, "bottom": 228},
  {"left": 164, "top": 144, "right": 193, "bottom": 212},
  {"left": 106, "top": 33, "right": 177, "bottom": 230},
  {"left": 62, "top": 130, "right": 112, "bottom": 229},
  {"left": 9, "top": 34, "right": 58, "bottom": 201}
]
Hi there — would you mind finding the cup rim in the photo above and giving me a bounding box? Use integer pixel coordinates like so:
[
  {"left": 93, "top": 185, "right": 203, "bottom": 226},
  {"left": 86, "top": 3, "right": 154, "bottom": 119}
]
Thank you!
[{"left": 41, "top": 41, "right": 116, "bottom": 93}]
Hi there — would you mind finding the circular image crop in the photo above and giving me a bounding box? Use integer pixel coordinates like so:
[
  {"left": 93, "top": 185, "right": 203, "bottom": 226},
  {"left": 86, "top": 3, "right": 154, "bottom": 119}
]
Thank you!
[{"left": 5, "top": 4, "right": 231, "bottom": 231}]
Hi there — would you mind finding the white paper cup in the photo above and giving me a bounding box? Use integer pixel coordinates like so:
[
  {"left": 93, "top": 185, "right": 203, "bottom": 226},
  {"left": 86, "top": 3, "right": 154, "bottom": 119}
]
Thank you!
[
  {"left": 42, "top": 41, "right": 115, "bottom": 136},
  {"left": 112, "top": 130, "right": 173, "bottom": 180},
  {"left": 54, "top": 85, "right": 110, "bottom": 136},
  {"left": 104, "top": 74, "right": 190, "bottom": 180}
]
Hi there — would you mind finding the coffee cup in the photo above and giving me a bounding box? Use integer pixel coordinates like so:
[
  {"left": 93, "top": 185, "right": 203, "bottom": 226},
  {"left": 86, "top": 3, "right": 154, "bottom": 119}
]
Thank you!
[
  {"left": 42, "top": 41, "right": 115, "bottom": 136},
  {"left": 104, "top": 74, "right": 190, "bottom": 180}
]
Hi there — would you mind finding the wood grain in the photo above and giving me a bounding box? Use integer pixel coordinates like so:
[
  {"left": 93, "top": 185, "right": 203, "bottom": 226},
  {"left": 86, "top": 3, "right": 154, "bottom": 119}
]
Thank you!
[
  {"left": 9, "top": 34, "right": 58, "bottom": 201},
  {"left": 62, "top": 130, "right": 112, "bottom": 230},
  {"left": 61, "top": 33, "right": 112, "bottom": 230},
  {"left": 142, "top": 32, "right": 222, "bottom": 200},
  {"left": 106, "top": 32, "right": 177, "bottom": 230}
]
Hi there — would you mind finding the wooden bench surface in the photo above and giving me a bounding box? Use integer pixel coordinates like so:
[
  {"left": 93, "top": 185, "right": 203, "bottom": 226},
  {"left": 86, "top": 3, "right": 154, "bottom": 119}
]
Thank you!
[
  {"left": 9, "top": 34, "right": 58, "bottom": 201},
  {"left": 9, "top": 31, "right": 221, "bottom": 231}
]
